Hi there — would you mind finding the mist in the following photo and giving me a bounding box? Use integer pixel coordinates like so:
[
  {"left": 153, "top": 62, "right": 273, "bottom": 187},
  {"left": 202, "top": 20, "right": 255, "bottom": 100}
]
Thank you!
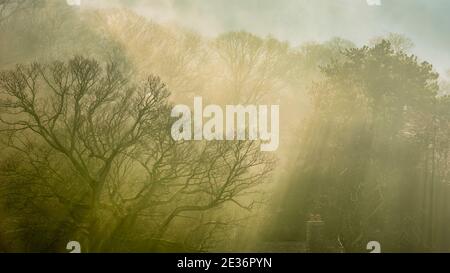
[
  {"left": 94, "top": 0, "right": 450, "bottom": 74},
  {"left": 0, "top": 0, "right": 449, "bottom": 253}
]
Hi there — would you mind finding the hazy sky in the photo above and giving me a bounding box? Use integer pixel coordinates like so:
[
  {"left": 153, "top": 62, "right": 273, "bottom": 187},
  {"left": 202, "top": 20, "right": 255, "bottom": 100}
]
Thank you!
[{"left": 86, "top": 0, "right": 450, "bottom": 74}]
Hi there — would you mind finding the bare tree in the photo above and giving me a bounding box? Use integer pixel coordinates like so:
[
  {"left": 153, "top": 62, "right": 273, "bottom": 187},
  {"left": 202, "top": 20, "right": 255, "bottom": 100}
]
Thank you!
[
  {"left": 0, "top": 56, "right": 170, "bottom": 250},
  {"left": 92, "top": 10, "right": 208, "bottom": 101},
  {"left": 214, "top": 31, "right": 290, "bottom": 103},
  {"left": 0, "top": 56, "right": 275, "bottom": 252}
]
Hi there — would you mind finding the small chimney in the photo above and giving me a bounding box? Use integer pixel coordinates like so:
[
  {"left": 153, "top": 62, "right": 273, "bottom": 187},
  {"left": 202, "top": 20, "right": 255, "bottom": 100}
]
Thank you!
[{"left": 306, "top": 214, "right": 326, "bottom": 252}]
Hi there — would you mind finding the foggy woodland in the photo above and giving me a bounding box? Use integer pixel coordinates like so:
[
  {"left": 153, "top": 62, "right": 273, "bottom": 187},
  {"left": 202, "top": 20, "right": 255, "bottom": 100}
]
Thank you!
[{"left": 0, "top": 0, "right": 449, "bottom": 252}]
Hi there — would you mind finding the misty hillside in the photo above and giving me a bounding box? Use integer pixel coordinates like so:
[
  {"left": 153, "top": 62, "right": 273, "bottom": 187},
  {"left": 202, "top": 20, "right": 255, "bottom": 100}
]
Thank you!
[{"left": 0, "top": 0, "right": 449, "bottom": 253}]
